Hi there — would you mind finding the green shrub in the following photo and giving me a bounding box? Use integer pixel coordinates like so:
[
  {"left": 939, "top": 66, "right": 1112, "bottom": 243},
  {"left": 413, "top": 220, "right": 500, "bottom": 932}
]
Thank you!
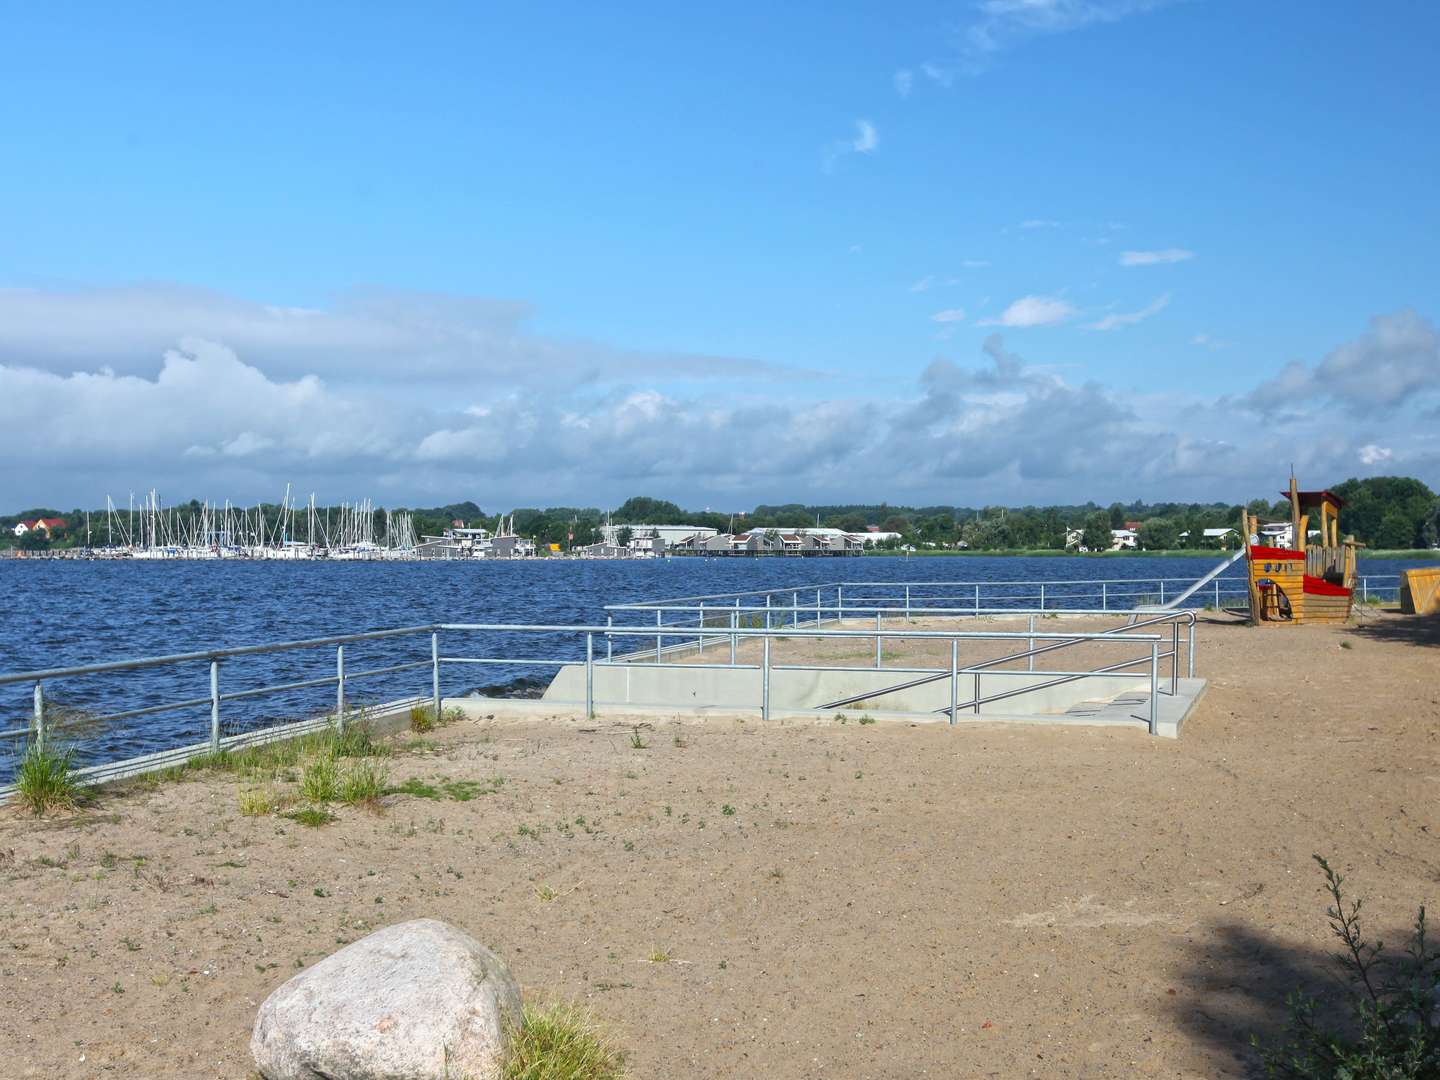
[
  {"left": 13, "top": 742, "right": 82, "bottom": 815},
  {"left": 503, "top": 1001, "right": 625, "bottom": 1080},
  {"left": 1257, "top": 854, "right": 1439, "bottom": 1077},
  {"left": 409, "top": 704, "right": 435, "bottom": 733}
]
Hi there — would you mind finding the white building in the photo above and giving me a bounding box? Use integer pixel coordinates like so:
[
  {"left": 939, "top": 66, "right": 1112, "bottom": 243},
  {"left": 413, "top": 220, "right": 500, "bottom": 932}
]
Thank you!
[
  {"left": 1110, "top": 528, "right": 1138, "bottom": 550},
  {"left": 598, "top": 524, "right": 719, "bottom": 551}
]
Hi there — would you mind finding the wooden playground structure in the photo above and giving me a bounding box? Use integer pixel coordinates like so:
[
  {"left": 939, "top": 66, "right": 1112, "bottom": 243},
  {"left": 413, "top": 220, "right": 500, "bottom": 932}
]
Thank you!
[{"left": 1241, "top": 477, "right": 1358, "bottom": 625}]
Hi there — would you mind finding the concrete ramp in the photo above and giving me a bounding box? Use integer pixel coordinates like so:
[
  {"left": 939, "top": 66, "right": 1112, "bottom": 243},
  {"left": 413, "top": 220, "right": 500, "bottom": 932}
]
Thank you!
[{"left": 540, "top": 661, "right": 1204, "bottom": 737}]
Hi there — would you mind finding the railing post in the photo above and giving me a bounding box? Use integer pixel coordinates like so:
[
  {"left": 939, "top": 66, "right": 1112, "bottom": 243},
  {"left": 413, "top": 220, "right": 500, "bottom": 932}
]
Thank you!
[
  {"left": 761, "top": 635, "right": 771, "bottom": 722},
  {"left": 655, "top": 608, "right": 662, "bottom": 662},
  {"left": 837, "top": 584, "right": 844, "bottom": 620},
  {"left": 33, "top": 681, "right": 45, "bottom": 751},
  {"left": 585, "top": 633, "right": 594, "bottom": 719},
  {"left": 1028, "top": 615, "right": 1036, "bottom": 672},
  {"left": 1188, "top": 618, "right": 1196, "bottom": 678},
  {"left": 1039, "top": 583, "right": 1046, "bottom": 611},
  {"left": 1214, "top": 579, "right": 1220, "bottom": 609},
  {"left": 765, "top": 593, "right": 771, "bottom": 630},
  {"left": 1102, "top": 582, "right": 1108, "bottom": 610},
  {"left": 1361, "top": 577, "right": 1368, "bottom": 604},
  {"left": 1159, "top": 581, "right": 1166, "bottom": 606},
  {"left": 730, "top": 603, "right": 738, "bottom": 665},
  {"left": 974, "top": 584, "right": 980, "bottom": 614},
  {"left": 792, "top": 591, "right": 798, "bottom": 628},
  {"left": 1171, "top": 621, "right": 1179, "bottom": 695},
  {"left": 949, "top": 639, "right": 958, "bottom": 726},
  {"left": 1149, "top": 642, "right": 1159, "bottom": 735},
  {"left": 874, "top": 610, "right": 882, "bottom": 668},
  {"left": 336, "top": 644, "right": 346, "bottom": 730},
  {"left": 431, "top": 631, "right": 441, "bottom": 720},
  {"left": 607, "top": 614, "right": 614, "bottom": 661},
  {"left": 210, "top": 660, "right": 220, "bottom": 753},
  {"left": 698, "top": 600, "right": 705, "bottom": 655},
  {"left": 973, "top": 670, "right": 981, "bottom": 715},
  {"left": 905, "top": 585, "right": 911, "bottom": 623}
]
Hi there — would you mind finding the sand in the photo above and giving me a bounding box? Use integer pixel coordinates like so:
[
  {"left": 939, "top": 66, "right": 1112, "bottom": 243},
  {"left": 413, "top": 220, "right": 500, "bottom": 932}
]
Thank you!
[{"left": 1, "top": 608, "right": 1437, "bottom": 1079}]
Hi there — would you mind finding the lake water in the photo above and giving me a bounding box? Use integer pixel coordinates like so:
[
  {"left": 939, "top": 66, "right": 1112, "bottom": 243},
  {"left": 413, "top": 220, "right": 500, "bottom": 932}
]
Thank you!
[{"left": 0, "top": 554, "right": 1426, "bottom": 777}]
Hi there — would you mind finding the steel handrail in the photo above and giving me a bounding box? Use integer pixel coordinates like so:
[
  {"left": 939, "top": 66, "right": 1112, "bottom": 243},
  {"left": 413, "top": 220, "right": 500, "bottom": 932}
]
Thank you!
[
  {"left": 817, "top": 610, "right": 1193, "bottom": 710},
  {"left": 0, "top": 624, "right": 438, "bottom": 685}
]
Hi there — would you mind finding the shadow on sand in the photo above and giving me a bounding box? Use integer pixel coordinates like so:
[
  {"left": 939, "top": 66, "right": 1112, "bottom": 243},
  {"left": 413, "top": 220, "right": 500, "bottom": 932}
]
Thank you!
[
  {"left": 1170, "top": 913, "right": 1426, "bottom": 1077},
  {"left": 1345, "top": 608, "right": 1440, "bottom": 648}
]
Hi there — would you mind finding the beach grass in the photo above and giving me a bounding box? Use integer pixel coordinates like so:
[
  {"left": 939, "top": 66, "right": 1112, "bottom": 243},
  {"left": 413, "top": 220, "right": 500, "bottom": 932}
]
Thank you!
[
  {"left": 502, "top": 1001, "right": 626, "bottom": 1080},
  {"left": 13, "top": 742, "right": 83, "bottom": 815}
]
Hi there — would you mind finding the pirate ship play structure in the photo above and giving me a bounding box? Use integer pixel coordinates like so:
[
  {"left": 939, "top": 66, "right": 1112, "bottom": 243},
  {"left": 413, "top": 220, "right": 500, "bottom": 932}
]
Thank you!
[{"left": 1241, "top": 477, "right": 1358, "bottom": 625}]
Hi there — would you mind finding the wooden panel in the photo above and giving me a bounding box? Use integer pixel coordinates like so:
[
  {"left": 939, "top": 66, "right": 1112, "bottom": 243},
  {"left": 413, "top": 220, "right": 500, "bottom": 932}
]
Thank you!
[{"left": 1401, "top": 567, "right": 1440, "bottom": 616}]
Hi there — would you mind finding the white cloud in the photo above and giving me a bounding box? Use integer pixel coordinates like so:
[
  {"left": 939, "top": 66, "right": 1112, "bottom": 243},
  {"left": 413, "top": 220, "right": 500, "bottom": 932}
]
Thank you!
[
  {"left": 909, "top": 275, "right": 935, "bottom": 293},
  {"left": 978, "top": 295, "right": 1078, "bottom": 328},
  {"left": 1120, "top": 248, "right": 1195, "bottom": 266},
  {"left": 1020, "top": 219, "right": 1060, "bottom": 229},
  {"left": 894, "top": 69, "right": 913, "bottom": 97},
  {"left": 1189, "top": 333, "right": 1229, "bottom": 350},
  {"left": 0, "top": 284, "right": 801, "bottom": 386},
  {"left": 962, "top": 259, "right": 991, "bottom": 268},
  {"left": 964, "top": 1, "right": 1180, "bottom": 71},
  {"left": 1083, "top": 293, "right": 1170, "bottom": 331},
  {"left": 824, "top": 120, "right": 878, "bottom": 172},
  {"left": 919, "top": 62, "right": 954, "bottom": 88},
  {"left": 930, "top": 309, "right": 967, "bottom": 323},
  {"left": 1245, "top": 308, "right": 1440, "bottom": 414},
  {"left": 1359, "top": 444, "right": 1393, "bottom": 465}
]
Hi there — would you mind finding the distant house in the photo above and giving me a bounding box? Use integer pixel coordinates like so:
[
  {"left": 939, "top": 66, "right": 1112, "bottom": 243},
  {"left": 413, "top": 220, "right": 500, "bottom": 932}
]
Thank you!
[
  {"left": 1110, "top": 528, "right": 1138, "bottom": 550},
  {"left": 598, "top": 524, "right": 718, "bottom": 552},
  {"left": 13, "top": 517, "right": 65, "bottom": 538}
]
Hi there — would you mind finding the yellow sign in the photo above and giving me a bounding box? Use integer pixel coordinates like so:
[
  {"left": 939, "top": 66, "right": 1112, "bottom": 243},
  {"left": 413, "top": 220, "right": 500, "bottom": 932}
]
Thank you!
[{"left": 548, "top": 543, "right": 561, "bottom": 553}]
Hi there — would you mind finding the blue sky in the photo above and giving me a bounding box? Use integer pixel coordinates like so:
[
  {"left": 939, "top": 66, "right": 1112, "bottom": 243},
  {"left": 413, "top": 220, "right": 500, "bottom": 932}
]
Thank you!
[{"left": 2, "top": 1, "right": 1437, "bottom": 510}]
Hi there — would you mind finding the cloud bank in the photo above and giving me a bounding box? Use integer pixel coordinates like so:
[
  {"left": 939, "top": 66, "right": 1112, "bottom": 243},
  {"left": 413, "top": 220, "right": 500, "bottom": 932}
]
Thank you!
[{"left": 1, "top": 284, "right": 1435, "bottom": 510}]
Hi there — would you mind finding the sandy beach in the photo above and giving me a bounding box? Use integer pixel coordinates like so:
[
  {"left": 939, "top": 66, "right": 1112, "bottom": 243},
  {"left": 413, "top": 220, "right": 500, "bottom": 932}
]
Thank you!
[{"left": 2, "top": 608, "right": 1437, "bottom": 1078}]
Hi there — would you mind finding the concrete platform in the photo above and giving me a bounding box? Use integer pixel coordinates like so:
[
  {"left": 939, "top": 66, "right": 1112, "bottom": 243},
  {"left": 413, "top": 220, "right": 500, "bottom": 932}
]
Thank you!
[{"left": 458, "top": 674, "right": 1206, "bottom": 738}]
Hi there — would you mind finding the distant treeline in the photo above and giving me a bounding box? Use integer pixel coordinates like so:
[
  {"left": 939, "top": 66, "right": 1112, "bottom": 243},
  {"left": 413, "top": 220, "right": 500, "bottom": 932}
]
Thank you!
[{"left": 4, "top": 476, "right": 1438, "bottom": 553}]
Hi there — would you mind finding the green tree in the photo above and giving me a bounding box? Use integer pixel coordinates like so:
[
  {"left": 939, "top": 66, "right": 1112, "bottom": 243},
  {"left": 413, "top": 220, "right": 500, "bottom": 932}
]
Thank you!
[
  {"left": 1137, "top": 519, "right": 1179, "bottom": 550},
  {"left": 1082, "top": 511, "right": 1113, "bottom": 552},
  {"left": 615, "top": 526, "right": 633, "bottom": 547},
  {"left": 613, "top": 496, "right": 685, "bottom": 523},
  {"left": 1374, "top": 508, "right": 1417, "bottom": 550}
]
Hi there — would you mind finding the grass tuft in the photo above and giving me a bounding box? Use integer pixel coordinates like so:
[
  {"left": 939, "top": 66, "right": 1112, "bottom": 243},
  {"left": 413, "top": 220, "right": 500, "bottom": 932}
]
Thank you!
[
  {"left": 14, "top": 743, "right": 82, "bottom": 815},
  {"left": 409, "top": 704, "right": 435, "bottom": 733},
  {"left": 503, "top": 1001, "right": 625, "bottom": 1080},
  {"left": 284, "top": 806, "right": 336, "bottom": 828},
  {"left": 300, "top": 756, "right": 340, "bottom": 804},
  {"left": 237, "top": 786, "right": 279, "bottom": 817},
  {"left": 337, "top": 760, "right": 389, "bottom": 806}
]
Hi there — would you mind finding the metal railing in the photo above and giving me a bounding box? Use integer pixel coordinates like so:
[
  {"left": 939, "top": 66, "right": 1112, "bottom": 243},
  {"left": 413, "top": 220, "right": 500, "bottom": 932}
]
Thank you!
[
  {"left": 607, "top": 573, "right": 1403, "bottom": 621},
  {"left": 1, "top": 607, "right": 1192, "bottom": 795},
  {"left": 0, "top": 625, "right": 440, "bottom": 788}
]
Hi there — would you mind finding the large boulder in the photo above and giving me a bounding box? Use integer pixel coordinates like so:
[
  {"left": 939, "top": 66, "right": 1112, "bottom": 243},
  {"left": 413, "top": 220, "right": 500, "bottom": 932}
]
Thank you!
[{"left": 251, "top": 918, "right": 523, "bottom": 1080}]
